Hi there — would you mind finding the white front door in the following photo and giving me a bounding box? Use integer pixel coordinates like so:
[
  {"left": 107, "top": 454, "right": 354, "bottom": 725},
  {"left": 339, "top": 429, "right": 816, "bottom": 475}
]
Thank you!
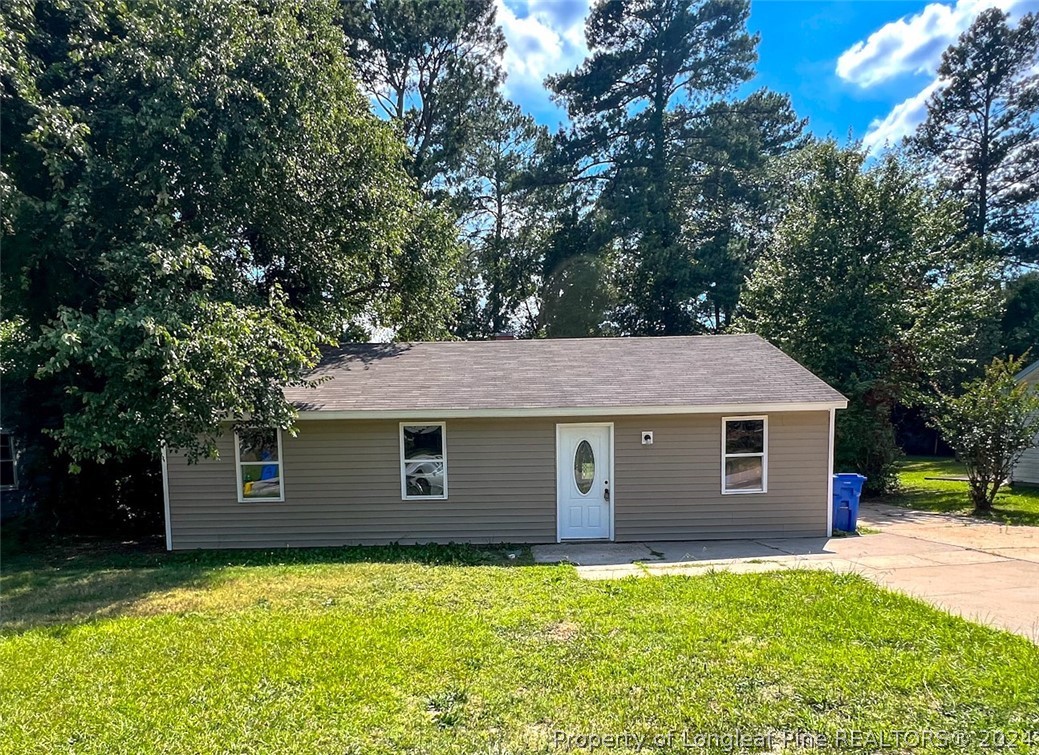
[{"left": 557, "top": 424, "right": 612, "bottom": 541}]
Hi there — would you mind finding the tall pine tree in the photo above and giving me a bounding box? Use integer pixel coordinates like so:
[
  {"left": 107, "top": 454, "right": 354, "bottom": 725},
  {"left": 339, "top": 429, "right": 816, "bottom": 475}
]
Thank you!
[
  {"left": 549, "top": 0, "right": 757, "bottom": 335},
  {"left": 912, "top": 9, "right": 1039, "bottom": 262},
  {"left": 677, "top": 89, "right": 807, "bottom": 330},
  {"left": 451, "top": 95, "right": 546, "bottom": 337}
]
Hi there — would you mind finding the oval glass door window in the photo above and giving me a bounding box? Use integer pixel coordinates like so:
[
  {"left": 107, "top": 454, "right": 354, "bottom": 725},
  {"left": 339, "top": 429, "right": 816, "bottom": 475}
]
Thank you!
[{"left": 574, "top": 440, "right": 595, "bottom": 494}]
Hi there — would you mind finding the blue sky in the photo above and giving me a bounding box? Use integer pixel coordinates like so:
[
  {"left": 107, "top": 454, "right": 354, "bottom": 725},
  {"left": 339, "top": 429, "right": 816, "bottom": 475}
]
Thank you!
[{"left": 495, "top": 0, "right": 1039, "bottom": 150}]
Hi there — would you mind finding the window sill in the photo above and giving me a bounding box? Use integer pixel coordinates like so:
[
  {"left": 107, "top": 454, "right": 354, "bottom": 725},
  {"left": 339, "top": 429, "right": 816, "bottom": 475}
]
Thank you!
[
  {"left": 403, "top": 496, "right": 448, "bottom": 502},
  {"left": 722, "top": 489, "right": 767, "bottom": 495}
]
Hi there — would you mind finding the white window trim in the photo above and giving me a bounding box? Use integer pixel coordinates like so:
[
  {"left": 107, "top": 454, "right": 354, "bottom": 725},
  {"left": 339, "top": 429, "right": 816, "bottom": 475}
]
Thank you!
[
  {"left": 721, "top": 415, "right": 768, "bottom": 495},
  {"left": 234, "top": 428, "right": 285, "bottom": 503},
  {"left": 826, "top": 408, "right": 836, "bottom": 536},
  {"left": 400, "top": 422, "right": 448, "bottom": 501},
  {"left": 0, "top": 431, "right": 17, "bottom": 492}
]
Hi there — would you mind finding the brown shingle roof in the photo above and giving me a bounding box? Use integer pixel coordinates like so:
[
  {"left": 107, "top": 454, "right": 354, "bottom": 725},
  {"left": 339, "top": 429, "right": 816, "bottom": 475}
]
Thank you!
[{"left": 285, "top": 335, "right": 846, "bottom": 415}]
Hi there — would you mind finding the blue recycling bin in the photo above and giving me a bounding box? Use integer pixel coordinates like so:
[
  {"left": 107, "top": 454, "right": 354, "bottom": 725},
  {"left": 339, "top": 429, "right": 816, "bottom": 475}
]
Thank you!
[{"left": 832, "top": 473, "right": 867, "bottom": 532}]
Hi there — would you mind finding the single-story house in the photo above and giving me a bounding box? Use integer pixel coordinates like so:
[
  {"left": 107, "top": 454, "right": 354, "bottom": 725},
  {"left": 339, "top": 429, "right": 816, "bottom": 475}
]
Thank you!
[
  {"left": 162, "top": 334, "right": 848, "bottom": 550},
  {"left": 1012, "top": 358, "right": 1039, "bottom": 485}
]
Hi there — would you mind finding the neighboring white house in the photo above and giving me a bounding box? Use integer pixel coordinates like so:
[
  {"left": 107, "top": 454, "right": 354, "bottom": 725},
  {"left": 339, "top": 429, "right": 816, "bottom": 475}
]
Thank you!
[{"left": 1012, "top": 358, "right": 1039, "bottom": 485}]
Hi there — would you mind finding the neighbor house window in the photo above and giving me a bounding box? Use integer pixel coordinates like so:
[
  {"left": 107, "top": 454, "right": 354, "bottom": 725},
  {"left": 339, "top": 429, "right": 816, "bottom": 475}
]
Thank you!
[
  {"left": 0, "top": 432, "right": 16, "bottom": 491},
  {"left": 235, "top": 428, "right": 284, "bottom": 502},
  {"left": 722, "top": 417, "right": 767, "bottom": 494},
  {"left": 400, "top": 423, "right": 447, "bottom": 500}
]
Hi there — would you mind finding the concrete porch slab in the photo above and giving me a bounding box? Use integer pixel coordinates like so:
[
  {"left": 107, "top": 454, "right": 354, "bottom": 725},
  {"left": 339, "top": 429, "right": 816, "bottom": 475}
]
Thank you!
[
  {"left": 531, "top": 542, "right": 654, "bottom": 566},
  {"left": 574, "top": 564, "right": 646, "bottom": 580},
  {"left": 644, "top": 540, "right": 791, "bottom": 563}
]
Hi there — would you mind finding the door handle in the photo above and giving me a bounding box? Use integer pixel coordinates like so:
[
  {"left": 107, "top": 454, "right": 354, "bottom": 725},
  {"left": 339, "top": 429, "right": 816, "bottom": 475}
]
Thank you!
[{"left": 603, "top": 480, "right": 610, "bottom": 502}]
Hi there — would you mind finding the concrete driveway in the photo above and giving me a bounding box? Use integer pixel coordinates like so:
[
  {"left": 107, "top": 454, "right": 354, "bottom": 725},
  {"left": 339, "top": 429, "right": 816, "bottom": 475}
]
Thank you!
[{"left": 531, "top": 501, "right": 1039, "bottom": 641}]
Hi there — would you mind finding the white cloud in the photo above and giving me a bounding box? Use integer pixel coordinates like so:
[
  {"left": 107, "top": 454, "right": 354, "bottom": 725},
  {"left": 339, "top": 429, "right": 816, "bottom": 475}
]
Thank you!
[
  {"left": 862, "top": 79, "right": 944, "bottom": 151},
  {"left": 495, "top": 0, "right": 589, "bottom": 104},
  {"left": 528, "top": 0, "right": 589, "bottom": 29},
  {"left": 837, "top": 0, "right": 1035, "bottom": 87},
  {"left": 844, "top": 0, "right": 1039, "bottom": 151}
]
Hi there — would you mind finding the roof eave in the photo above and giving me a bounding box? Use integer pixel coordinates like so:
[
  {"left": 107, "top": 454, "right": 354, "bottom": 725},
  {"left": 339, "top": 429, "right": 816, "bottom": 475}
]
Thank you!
[
  {"left": 293, "top": 400, "right": 848, "bottom": 420},
  {"left": 1015, "top": 358, "right": 1039, "bottom": 383}
]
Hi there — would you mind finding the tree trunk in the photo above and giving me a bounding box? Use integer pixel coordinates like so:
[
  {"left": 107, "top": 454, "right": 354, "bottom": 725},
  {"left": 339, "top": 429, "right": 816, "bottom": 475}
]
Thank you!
[
  {"left": 970, "top": 479, "right": 993, "bottom": 512},
  {"left": 490, "top": 166, "right": 505, "bottom": 336},
  {"left": 975, "top": 87, "right": 992, "bottom": 237},
  {"left": 986, "top": 478, "right": 1004, "bottom": 511},
  {"left": 648, "top": 55, "right": 677, "bottom": 335}
]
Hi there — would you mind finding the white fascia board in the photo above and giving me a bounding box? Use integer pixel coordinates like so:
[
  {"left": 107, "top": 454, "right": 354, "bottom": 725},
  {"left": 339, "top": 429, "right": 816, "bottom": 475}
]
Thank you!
[
  {"left": 295, "top": 401, "right": 848, "bottom": 421},
  {"left": 826, "top": 408, "right": 836, "bottom": 538}
]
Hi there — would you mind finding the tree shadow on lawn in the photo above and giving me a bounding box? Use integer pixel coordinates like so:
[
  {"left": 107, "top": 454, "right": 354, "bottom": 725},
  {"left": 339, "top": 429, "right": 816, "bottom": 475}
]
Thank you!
[
  {"left": 0, "top": 536, "right": 537, "bottom": 634},
  {"left": 872, "top": 457, "right": 1039, "bottom": 527},
  {"left": 870, "top": 491, "right": 1039, "bottom": 526}
]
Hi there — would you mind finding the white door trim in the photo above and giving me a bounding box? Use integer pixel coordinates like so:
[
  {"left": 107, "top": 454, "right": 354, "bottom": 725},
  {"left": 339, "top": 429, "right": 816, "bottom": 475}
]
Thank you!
[{"left": 555, "top": 422, "right": 615, "bottom": 542}]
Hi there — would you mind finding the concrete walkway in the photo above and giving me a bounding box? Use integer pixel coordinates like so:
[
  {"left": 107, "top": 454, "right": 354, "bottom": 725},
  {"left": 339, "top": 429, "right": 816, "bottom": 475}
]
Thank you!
[{"left": 531, "top": 502, "right": 1039, "bottom": 641}]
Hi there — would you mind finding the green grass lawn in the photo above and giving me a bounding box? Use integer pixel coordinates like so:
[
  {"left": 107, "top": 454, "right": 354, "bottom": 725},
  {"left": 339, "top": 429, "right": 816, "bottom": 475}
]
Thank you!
[
  {"left": 2, "top": 541, "right": 1038, "bottom": 753},
  {"left": 879, "top": 456, "right": 1039, "bottom": 527}
]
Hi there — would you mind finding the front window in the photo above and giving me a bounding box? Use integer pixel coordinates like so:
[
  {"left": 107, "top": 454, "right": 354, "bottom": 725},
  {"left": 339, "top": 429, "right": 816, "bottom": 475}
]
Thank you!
[
  {"left": 235, "top": 428, "right": 284, "bottom": 502},
  {"left": 0, "top": 432, "right": 16, "bottom": 490},
  {"left": 722, "top": 417, "right": 767, "bottom": 494},
  {"left": 401, "top": 423, "right": 447, "bottom": 499}
]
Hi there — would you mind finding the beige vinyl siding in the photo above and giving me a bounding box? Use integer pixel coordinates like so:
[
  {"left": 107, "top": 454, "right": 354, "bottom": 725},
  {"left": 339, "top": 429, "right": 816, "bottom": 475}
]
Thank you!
[
  {"left": 1015, "top": 448, "right": 1039, "bottom": 484},
  {"left": 1013, "top": 370, "right": 1039, "bottom": 484},
  {"left": 612, "top": 412, "right": 829, "bottom": 541},
  {"left": 167, "top": 418, "right": 557, "bottom": 549},
  {"left": 166, "top": 411, "right": 830, "bottom": 549}
]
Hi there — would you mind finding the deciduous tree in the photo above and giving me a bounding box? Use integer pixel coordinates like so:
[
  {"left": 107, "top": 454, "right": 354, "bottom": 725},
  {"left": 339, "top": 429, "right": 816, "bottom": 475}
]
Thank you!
[
  {"left": 1002, "top": 272, "right": 1039, "bottom": 359},
  {"left": 738, "top": 143, "right": 1002, "bottom": 491},
  {"left": 1, "top": 0, "right": 459, "bottom": 468},
  {"left": 930, "top": 353, "right": 1039, "bottom": 512},
  {"left": 339, "top": 0, "right": 506, "bottom": 189}
]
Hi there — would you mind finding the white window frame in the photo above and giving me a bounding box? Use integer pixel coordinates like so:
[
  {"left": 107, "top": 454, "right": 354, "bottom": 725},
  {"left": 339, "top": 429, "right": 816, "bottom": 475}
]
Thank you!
[
  {"left": 0, "top": 431, "right": 17, "bottom": 492},
  {"left": 234, "top": 428, "right": 285, "bottom": 503},
  {"left": 400, "top": 422, "right": 448, "bottom": 501},
  {"left": 721, "top": 415, "right": 768, "bottom": 495}
]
